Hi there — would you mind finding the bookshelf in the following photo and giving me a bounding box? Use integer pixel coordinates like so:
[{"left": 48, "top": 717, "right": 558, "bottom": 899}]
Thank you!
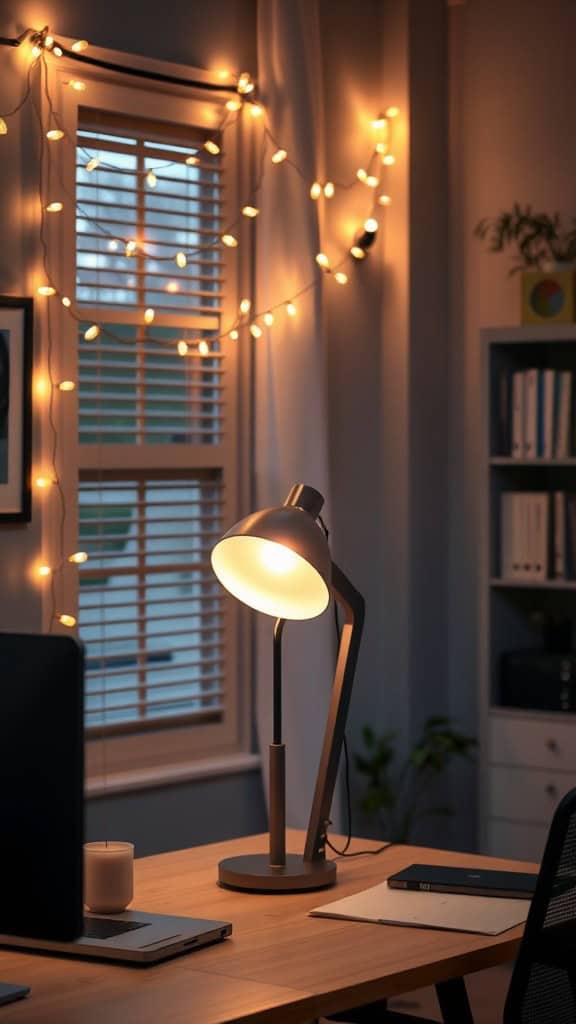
[{"left": 480, "top": 326, "right": 576, "bottom": 862}]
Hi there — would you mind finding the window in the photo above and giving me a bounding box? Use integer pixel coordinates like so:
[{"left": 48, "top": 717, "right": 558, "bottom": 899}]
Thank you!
[{"left": 66, "top": 95, "right": 243, "bottom": 761}]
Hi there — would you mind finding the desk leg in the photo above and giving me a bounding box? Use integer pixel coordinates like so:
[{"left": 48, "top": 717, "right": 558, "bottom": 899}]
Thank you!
[{"left": 435, "top": 978, "right": 473, "bottom": 1024}]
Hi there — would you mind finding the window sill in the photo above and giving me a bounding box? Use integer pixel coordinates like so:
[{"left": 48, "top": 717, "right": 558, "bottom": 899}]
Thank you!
[{"left": 86, "top": 752, "right": 261, "bottom": 799}]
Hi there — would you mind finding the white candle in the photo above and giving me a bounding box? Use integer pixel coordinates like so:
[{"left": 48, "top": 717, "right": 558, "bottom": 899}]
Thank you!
[{"left": 84, "top": 842, "right": 134, "bottom": 914}]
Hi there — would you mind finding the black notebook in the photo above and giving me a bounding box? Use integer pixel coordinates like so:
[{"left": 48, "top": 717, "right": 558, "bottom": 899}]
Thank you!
[{"left": 387, "top": 864, "right": 538, "bottom": 900}]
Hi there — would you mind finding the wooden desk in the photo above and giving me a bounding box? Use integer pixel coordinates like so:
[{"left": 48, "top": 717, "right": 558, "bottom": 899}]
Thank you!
[{"left": 0, "top": 831, "right": 535, "bottom": 1024}]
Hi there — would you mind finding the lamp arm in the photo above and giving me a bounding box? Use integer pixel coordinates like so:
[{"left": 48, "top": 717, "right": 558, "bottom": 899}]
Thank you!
[{"left": 303, "top": 560, "right": 365, "bottom": 863}]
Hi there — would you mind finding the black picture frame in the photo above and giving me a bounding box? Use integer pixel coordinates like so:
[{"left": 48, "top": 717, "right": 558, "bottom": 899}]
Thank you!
[{"left": 0, "top": 297, "right": 33, "bottom": 522}]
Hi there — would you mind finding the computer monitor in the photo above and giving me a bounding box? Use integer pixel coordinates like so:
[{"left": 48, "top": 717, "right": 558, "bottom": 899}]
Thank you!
[{"left": 0, "top": 633, "right": 84, "bottom": 941}]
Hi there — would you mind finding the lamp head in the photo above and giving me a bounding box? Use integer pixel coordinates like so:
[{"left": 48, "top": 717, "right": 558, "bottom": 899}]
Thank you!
[{"left": 211, "top": 484, "right": 331, "bottom": 620}]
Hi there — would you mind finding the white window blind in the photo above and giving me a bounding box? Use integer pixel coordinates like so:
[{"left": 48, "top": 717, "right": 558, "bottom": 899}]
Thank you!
[{"left": 75, "top": 108, "right": 230, "bottom": 739}]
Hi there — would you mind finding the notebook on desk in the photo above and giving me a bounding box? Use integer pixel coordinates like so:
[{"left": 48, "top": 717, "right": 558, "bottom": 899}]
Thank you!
[{"left": 310, "top": 881, "right": 530, "bottom": 935}]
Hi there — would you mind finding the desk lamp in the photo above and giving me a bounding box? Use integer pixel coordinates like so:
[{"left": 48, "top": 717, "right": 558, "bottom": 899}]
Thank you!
[{"left": 211, "top": 483, "right": 364, "bottom": 893}]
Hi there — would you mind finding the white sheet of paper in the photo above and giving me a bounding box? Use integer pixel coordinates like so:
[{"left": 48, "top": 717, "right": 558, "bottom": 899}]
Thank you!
[{"left": 310, "top": 881, "right": 530, "bottom": 935}]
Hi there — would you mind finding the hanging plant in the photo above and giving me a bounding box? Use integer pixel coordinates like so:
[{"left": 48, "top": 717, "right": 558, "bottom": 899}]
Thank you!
[{"left": 474, "top": 203, "right": 576, "bottom": 275}]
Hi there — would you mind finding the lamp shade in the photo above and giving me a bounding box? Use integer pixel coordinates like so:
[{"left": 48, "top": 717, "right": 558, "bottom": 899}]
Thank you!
[{"left": 211, "top": 504, "right": 331, "bottom": 620}]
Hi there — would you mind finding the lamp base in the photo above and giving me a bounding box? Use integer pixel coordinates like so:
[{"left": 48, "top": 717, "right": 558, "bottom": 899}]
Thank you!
[{"left": 218, "top": 853, "right": 337, "bottom": 893}]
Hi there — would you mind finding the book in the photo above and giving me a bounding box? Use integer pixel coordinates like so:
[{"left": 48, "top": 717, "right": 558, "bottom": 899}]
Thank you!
[
  {"left": 543, "top": 370, "right": 555, "bottom": 458},
  {"left": 497, "top": 370, "right": 512, "bottom": 455},
  {"left": 567, "top": 495, "right": 576, "bottom": 579},
  {"left": 511, "top": 371, "right": 525, "bottom": 458},
  {"left": 387, "top": 864, "right": 537, "bottom": 900},
  {"left": 555, "top": 372, "right": 572, "bottom": 457},
  {"left": 554, "top": 491, "right": 566, "bottom": 578},
  {"left": 524, "top": 369, "right": 538, "bottom": 458},
  {"left": 527, "top": 493, "right": 548, "bottom": 581},
  {"left": 501, "top": 493, "right": 515, "bottom": 578}
]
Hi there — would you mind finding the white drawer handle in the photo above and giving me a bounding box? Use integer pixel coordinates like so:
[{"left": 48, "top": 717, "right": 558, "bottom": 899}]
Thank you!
[{"left": 545, "top": 783, "right": 558, "bottom": 798}]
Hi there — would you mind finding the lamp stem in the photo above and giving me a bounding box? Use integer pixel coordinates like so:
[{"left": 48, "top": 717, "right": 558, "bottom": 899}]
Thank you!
[{"left": 270, "top": 618, "right": 286, "bottom": 867}]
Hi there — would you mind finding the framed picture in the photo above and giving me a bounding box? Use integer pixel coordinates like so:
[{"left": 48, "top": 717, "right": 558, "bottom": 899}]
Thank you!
[{"left": 0, "top": 297, "right": 33, "bottom": 522}]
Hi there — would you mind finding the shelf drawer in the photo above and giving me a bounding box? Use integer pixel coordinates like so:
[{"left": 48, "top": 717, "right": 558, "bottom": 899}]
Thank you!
[
  {"left": 488, "top": 764, "right": 572, "bottom": 824},
  {"left": 486, "top": 819, "right": 547, "bottom": 863},
  {"left": 489, "top": 714, "right": 576, "bottom": 771}
]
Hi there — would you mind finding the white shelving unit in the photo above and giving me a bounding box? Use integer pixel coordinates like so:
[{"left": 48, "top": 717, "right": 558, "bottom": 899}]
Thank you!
[{"left": 480, "top": 325, "right": 576, "bottom": 862}]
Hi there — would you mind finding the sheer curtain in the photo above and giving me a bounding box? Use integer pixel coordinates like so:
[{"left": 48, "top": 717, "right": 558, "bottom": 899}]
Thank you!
[{"left": 255, "top": 0, "right": 339, "bottom": 829}]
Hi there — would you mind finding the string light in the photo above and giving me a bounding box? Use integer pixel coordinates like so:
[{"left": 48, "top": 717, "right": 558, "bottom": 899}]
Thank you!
[
  {"left": 365, "top": 175, "right": 379, "bottom": 188},
  {"left": 350, "top": 246, "right": 366, "bottom": 260},
  {"left": 323, "top": 182, "right": 335, "bottom": 198},
  {"left": 250, "top": 324, "right": 262, "bottom": 339},
  {"left": 71, "top": 39, "right": 89, "bottom": 52},
  {"left": 58, "top": 614, "right": 77, "bottom": 628},
  {"left": 0, "top": 118, "right": 7, "bottom": 135},
  {"left": 237, "top": 72, "right": 255, "bottom": 95},
  {"left": 335, "top": 271, "right": 348, "bottom": 285},
  {"left": 271, "top": 149, "right": 287, "bottom": 164},
  {"left": 371, "top": 116, "right": 387, "bottom": 131},
  {"left": 221, "top": 233, "right": 238, "bottom": 248},
  {"left": 185, "top": 155, "right": 199, "bottom": 166},
  {"left": 175, "top": 251, "right": 187, "bottom": 267},
  {"left": 146, "top": 170, "right": 157, "bottom": 188},
  {"left": 58, "top": 380, "right": 75, "bottom": 391},
  {"left": 239, "top": 298, "right": 251, "bottom": 315},
  {"left": 385, "top": 106, "right": 400, "bottom": 118},
  {"left": 46, "top": 201, "right": 63, "bottom": 213},
  {"left": 67, "top": 80, "right": 86, "bottom": 92},
  {"left": 264, "top": 312, "right": 274, "bottom": 326},
  {"left": 144, "top": 308, "right": 155, "bottom": 324},
  {"left": 378, "top": 194, "right": 392, "bottom": 206},
  {"left": 310, "top": 182, "right": 322, "bottom": 199},
  {"left": 229, "top": 329, "right": 239, "bottom": 341},
  {"left": 204, "top": 140, "right": 220, "bottom": 155},
  {"left": 285, "top": 301, "right": 297, "bottom": 317},
  {"left": 86, "top": 157, "right": 99, "bottom": 172},
  {"left": 242, "top": 205, "right": 259, "bottom": 218},
  {"left": 177, "top": 340, "right": 189, "bottom": 356},
  {"left": 249, "top": 104, "right": 263, "bottom": 118},
  {"left": 35, "top": 476, "right": 55, "bottom": 488},
  {"left": 353, "top": 218, "right": 379, "bottom": 255},
  {"left": 315, "top": 253, "right": 330, "bottom": 271},
  {"left": 166, "top": 281, "right": 179, "bottom": 293},
  {"left": 68, "top": 552, "right": 88, "bottom": 564},
  {"left": 356, "top": 169, "right": 368, "bottom": 183},
  {"left": 226, "top": 98, "right": 242, "bottom": 112},
  {"left": 382, "top": 154, "right": 395, "bottom": 166},
  {"left": 44, "top": 35, "right": 54, "bottom": 50},
  {"left": 37, "top": 285, "right": 56, "bottom": 296},
  {"left": 61, "top": 296, "right": 71, "bottom": 308},
  {"left": 125, "top": 240, "right": 137, "bottom": 257},
  {"left": 37, "top": 565, "right": 52, "bottom": 578},
  {"left": 52, "top": 45, "right": 63, "bottom": 58},
  {"left": 46, "top": 128, "right": 64, "bottom": 141},
  {"left": 31, "top": 44, "right": 42, "bottom": 59},
  {"left": 84, "top": 324, "right": 100, "bottom": 341},
  {"left": 198, "top": 340, "right": 209, "bottom": 355}
]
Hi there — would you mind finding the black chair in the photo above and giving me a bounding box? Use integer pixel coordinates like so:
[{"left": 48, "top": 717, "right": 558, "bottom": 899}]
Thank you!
[{"left": 326, "top": 787, "right": 576, "bottom": 1024}]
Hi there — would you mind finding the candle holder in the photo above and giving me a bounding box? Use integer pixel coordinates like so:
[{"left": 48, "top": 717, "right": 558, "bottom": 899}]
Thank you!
[{"left": 84, "top": 842, "right": 134, "bottom": 914}]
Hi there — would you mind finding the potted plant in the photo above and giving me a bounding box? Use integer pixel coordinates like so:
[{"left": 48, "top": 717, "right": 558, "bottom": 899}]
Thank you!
[
  {"left": 354, "top": 715, "right": 476, "bottom": 843},
  {"left": 474, "top": 204, "right": 576, "bottom": 323}
]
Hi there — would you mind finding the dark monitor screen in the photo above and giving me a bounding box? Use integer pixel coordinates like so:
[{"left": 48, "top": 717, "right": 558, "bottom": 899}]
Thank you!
[{"left": 0, "top": 633, "right": 84, "bottom": 941}]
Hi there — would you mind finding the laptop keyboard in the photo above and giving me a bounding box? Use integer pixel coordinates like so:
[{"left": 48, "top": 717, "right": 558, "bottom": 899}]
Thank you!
[{"left": 83, "top": 918, "right": 150, "bottom": 941}]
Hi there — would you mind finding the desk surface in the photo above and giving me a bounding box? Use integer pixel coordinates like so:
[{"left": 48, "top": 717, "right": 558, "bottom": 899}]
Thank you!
[{"left": 0, "top": 831, "right": 535, "bottom": 1024}]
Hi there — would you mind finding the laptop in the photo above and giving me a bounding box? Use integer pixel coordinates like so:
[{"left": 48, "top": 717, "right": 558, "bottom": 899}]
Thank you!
[{"left": 0, "top": 633, "right": 232, "bottom": 965}]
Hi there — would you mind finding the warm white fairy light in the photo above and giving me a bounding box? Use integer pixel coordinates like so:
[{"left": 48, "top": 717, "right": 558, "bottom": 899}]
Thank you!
[
  {"left": 44, "top": 35, "right": 54, "bottom": 50},
  {"left": 46, "top": 201, "right": 63, "bottom": 213},
  {"left": 185, "top": 154, "right": 199, "bottom": 166},
  {"left": 229, "top": 329, "right": 239, "bottom": 341},
  {"left": 365, "top": 175, "right": 379, "bottom": 188},
  {"left": 58, "top": 380, "right": 75, "bottom": 391},
  {"left": 84, "top": 324, "right": 100, "bottom": 341},
  {"left": 371, "top": 116, "right": 387, "bottom": 131},
  {"left": 31, "top": 44, "right": 42, "bottom": 59},
  {"left": 125, "top": 240, "right": 137, "bottom": 257},
  {"left": 46, "top": 128, "right": 64, "bottom": 141},
  {"left": 68, "top": 551, "right": 88, "bottom": 564},
  {"left": 0, "top": 118, "right": 7, "bottom": 136},
  {"left": 204, "top": 140, "right": 220, "bottom": 155},
  {"left": 38, "top": 285, "right": 56, "bottom": 296},
  {"left": 144, "top": 308, "right": 155, "bottom": 324},
  {"left": 239, "top": 298, "right": 251, "bottom": 315},
  {"left": 226, "top": 98, "right": 242, "bottom": 112},
  {"left": 68, "top": 80, "right": 86, "bottom": 92},
  {"left": 166, "top": 281, "right": 179, "bottom": 293},
  {"left": 52, "top": 45, "right": 63, "bottom": 57},
  {"left": 310, "top": 182, "right": 322, "bottom": 199},
  {"left": 177, "top": 340, "right": 189, "bottom": 356},
  {"left": 264, "top": 312, "right": 274, "bottom": 326},
  {"left": 249, "top": 104, "right": 263, "bottom": 118},
  {"left": 61, "top": 296, "right": 71, "bottom": 308},
  {"left": 271, "top": 148, "right": 287, "bottom": 164},
  {"left": 356, "top": 168, "right": 368, "bottom": 183},
  {"left": 198, "top": 340, "right": 210, "bottom": 355},
  {"left": 335, "top": 271, "right": 348, "bottom": 285},
  {"left": 221, "top": 233, "right": 238, "bottom": 248},
  {"left": 237, "top": 72, "right": 255, "bottom": 95},
  {"left": 35, "top": 476, "right": 56, "bottom": 489},
  {"left": 37, "top": 565, "right": 52, "bottom": 578},
  {"left": 250, "top": 324, "right": 262, "bottom": 339},
  {"left": 382, "top": 154, "right": 395, "bottom": 166},
  {"left": 378, "top": 194, "right": 392, "bottom": 206},
  {"left": 350, "top": 245, "right": 366, "bottom": 260},
  {"left": 86, "top": 156, "right": 99, "bottom": 172},
  {"left": 146, "top": 170, "right": 157, "bottom": 188},
  {"left": 385, "top": 106, "right": 400, "bottom": 118},
  {"left": 323, "top": 182, "right": 335, "bottom": 198},
  {"left": 242, "top": 205, "right": 259, "bottom": 218},
  {"left": 175, "top": 251, "right": 187, "bottom": 268},
  {"left": 364, "top": 217, "right": 379, "bottom": 233},
  {"left": 71, "top": 39, "right": 89, "bottom": 52},
  {"left": 285, "top": 301, "right": 297, "bottom": 317},
  {"left": 58, "top": 614, "right": 77, "bottom": 628},
  {"left": 315, "top": 253, "right": 330, "bottom": 270}
]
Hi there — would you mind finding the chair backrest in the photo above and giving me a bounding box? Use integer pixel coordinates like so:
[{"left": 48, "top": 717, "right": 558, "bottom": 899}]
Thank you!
[{"left": 504, "top": 787, "right": 576, "bottom": 1024}]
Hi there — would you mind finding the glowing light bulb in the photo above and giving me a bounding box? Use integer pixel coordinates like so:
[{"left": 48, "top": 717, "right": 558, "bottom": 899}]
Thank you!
[
  {"left": 285, "top": 301, "right": 297, "bottom": 317},
  {"left": 44, "top": 35, "right": 54, "bottom": 49},
  {"left": 61, "top": 296, "right": 71, "bottom": 308},
  {"left": 177, "top": 340, "right": 189, "bottom": 356},
  {"left": 68, "top": 80, "right": 86, "bottom": 92},
  {"left": 382, "top": 154, "right": 396, "bottom": 166},
  {"left": 38, "top": 565, "right": 51, "bottom": 578},
  {"left": 0, "top": 118, "right": 7, "bottom": 136},
  {"left": 315, "top": 253, "right": 330, "bottom": 270},
  {"left": 84, "top": 324, "right": 100, "bottom": 341},
  {"left": 37, "top": 285, "right": 56, "bottom": 297},
  {"left": 335, "top": 272, "right": 348, "bottom": 285},
  {"left": 264, "top": 312, "right": 274, "bottom": 327},
  {"left": 35, "top": 476, "right": 55, "bottom": 489},
  {"left": 366, "top": 175, "right": 379, "bottom": 188},
  {"left": 372, "top": 116, "right": 387, "bottom": 131},
  {"left": 86, "top": 157, "right": 99, "bottom": 172},
  {"left": 385, "top": 106, "right": 400, "bottom": 118},
  {"left": 364, "top": 218, "right": 379, "bottom": 233},
  {"left": 237, "top": 72, "right": 254, "bottom": 95},
  {"left": 356, "top": 168, "right": 368, "bottom": 183},
  {"left": 71, "top": 39, "right": 89, "bottom": 52},
  {"left": 31, "top": 45, "right": 42, "bottom": 59},
  {"left": 260, "top": 542, "right": 299, "bottom": 574},
  {"left": 68, "top": 551, "right": 88, "bottom": 564},
  {"left": 108, "top": 239, "right": 119, "bottom": 251},
  {"left": 166, "top": 281, "right": 179, "bottom": 293},
  {"left": 46, "top": 128, "right": 64, "bottom": 141},
  {"left": 46, "top": 201, "right": 63, "bottom": 213},
  {"left": 198, "top": 340, "right": 210, "bottom": 356},
  {"left": 323, "top": 182, "right": 335, "bottom": 198},
  {"left": 58, "top": 614, "right": 76, "bottom": 628},
  {"left": 229, "top": 329, "right": 239, "bottom": 341},
  {"left": 125, "top": 240, "right": 137, "bottom": 257},
  {"left": 378, "top": 194, "right": 392, "bottom": 206},
  {"left": 221, "top": 233, "right": 238, "bottom": 248},
  {"left": 350, "top": 245, "right": 366, "bottom": 260},
  {"left": 58, "top": 380, "right": 75, "bottom": 391},
  {"left": 310, "top": 182, "right": 322, "bottom": 200},
  {"left": 250, "top": 103, "right": 263, "bottom": 118},
  {"left": 144, "top": 308, "right": 155, "bottom": 324},
  {"left": 146, "top": 170, "right": 157, "bottom": 188},
  {"left": 204, "top": 140, "right": 221, "bottom": 155},
  {"left": 185, "top": 154, "right": 199, "bottom": 166},
  {"left": 52, "top": 45, "right": 63, "bottom": 57},
  {"left": 175, "top": 251, "right": 187, "bottom": 268},
  {"left": 226, "top": 98, "right": 242, "bottom": 112},
  {"left": 271, "top": 148, "right": 288, "bottom": 164},
  {"left": 239, "top": 298, "right": 251, "bottom": 315},
  {"left": 242, "top": 205, "right": 259, "bottom": 217},
  {"left": 250, "top": 324, "right": 262, "bottom": 339}
]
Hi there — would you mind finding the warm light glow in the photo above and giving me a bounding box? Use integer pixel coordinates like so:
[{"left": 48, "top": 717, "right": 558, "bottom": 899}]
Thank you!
[
  {"left": 185, "top": 154, "right": 199, "bottom": 166},
  {"left": 350, "top": 245, "right": 366, "bottom": 260},
  {"left": 61, "top": 296, "right": 71, "bottom": 308},
  {"left": 58, "top": 380, "right": 75, "bottom": 391},
  {"left": 177, "top": 340, "right": 189, "bottom": 356},
  {"left": 240, "top": 298, "right": 251, "bottom": 315},
  {"left": 86, "top": 157, "right": 99, "bottom": 172},
  {"left": 71, "top": 39, "right": 89, "bottom": 52},
  {"left": 385, "top": 106, "right": 400, "bottom": 118},
  {"left": 38, "top": 565, "right": 52, "bottom": 578},
  {"left": 365, "top": 175, "right": 379, "bottom": 188},
  {"left": 125, "top": 240, "right": 137, "bottom": 257},
  {"left": 271, "top": 148, "right": 288, "bottom": 164},
  {"left": 144, "top": 308, "right": 155, "bottom": 324},
  {"left": 34, "top": 375, "right": 49, "bottom": 399},
  {"left": 52, "top": 46, "right": 63, "bottom": 57},
  {"left": 226, "top": 98, "right": 242, "bottom": 112},
  {"left": 242, "top": 205, "right": 259, "bottom": 217},
  {"left": 35, "top": 476, "right": 55, "bottom": 489},
  {"left": 335, "top": 272, "right": 348, "bottom": 285},
  {"left": 323, "top": 182, "right": 335, "bottom": 198},
  {"left": 44, "top": 35, "right": 54, "bottom": 49},
  {"left": 68, "top": 551, "right": 88, "bottom": 564},
  {"left": 38, "top": 285, "right": 56, "bottom": 297},
  {"left": 175, "top": 251, "right": 187, "bottom": 267},
  {"left": 146, "top": 170, "right": 157, "bottom": 188},
  {"left": 229, "top": 329, "right": 239, "bottom": 341},
  {"left": 250, "top": 324, "right": 262, "bottom": 339},
  {"left": 68, "top": 80, "right": 86, "bottom": 92},
  {"left": 285, "top": 301, "right": 297, "bottom": 317},
  {"left": 264, "top": 312, "right": 274, "bottom": 327},
  {"left": 46, "top": 201, "right": 63, "bottom": 213},
  {"left": 382, "top": 154, "right": 395, "bottom": 166},
  {"left": 378, "top": 194, "right": 392, "bottom": 206},
  {"left": 364, "top": 218, "right": 379, "bottom": 233},
  {"left": 372, "top": 117, "right": 387, "bottom": 131},
  {"left": 0, "top": 119, "right": 7, "bottom": 136},
  {"left": 356, "top": 168, "right": 367, "bottom": 183},
  {"left": 315, "top": 253, "right": 330, "bottom": 270},
  {"left": 31, "top": 45, "right": 42, "bottom": 59},
  {"left": 310, "top": 182, "right": 322, "bottom": 199},
  {"left": 58, "top": 614, "right": 77, "bottom": 628},
  {"left": 217, "top": 69, "right": 231, "bottom": 81},
  {"left": 237, "top": 72, "right": 255, "bottom": 95},
  {"left": 249, "top": 103, "right": 263, "bottom": 118},
  {"left": 204, "top": 140, "right": 221, "bottom": 155},
  {"left": 166, "top": 281, "right": 179, "bottom": 293},
  {"left": 221, "top": 233, "right": 238, "bottom": 247},
  {"left": 46, "top": 128, "right": 64, "bottom": 141},
  {"left": 198, "top": 340, "right": 210, "bottom": 356},
  {"left": 211, "top": 536, "right": 330, "bottom": 620},
  {"left": 84, "top": 324, "right": 100, "bottom": 341}
]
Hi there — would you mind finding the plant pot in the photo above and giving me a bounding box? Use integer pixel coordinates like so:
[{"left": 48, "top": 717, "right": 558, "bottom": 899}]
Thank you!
[{"left": 522, "top": 268, "right": 576, "bottom": 324}]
